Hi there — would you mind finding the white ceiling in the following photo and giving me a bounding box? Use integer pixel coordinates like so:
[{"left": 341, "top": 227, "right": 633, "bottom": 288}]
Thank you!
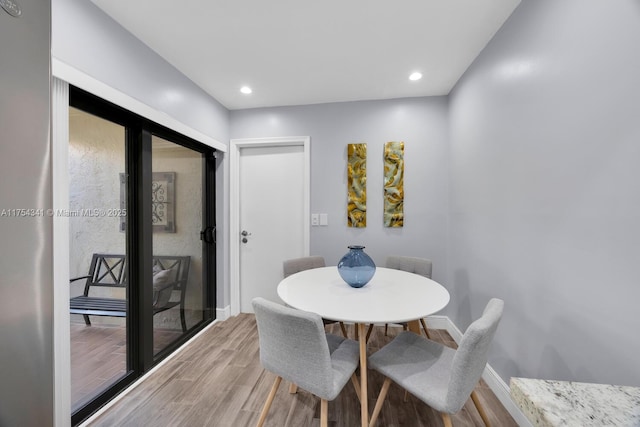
[{"left": 91, "top": 0, "right": 520, "bottom": 111}]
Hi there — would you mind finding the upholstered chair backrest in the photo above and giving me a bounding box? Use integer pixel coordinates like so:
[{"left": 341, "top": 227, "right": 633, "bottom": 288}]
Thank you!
[
  {"left": 386, "top": 255, "right": 433, "bottom": 278},
  {"left": 252, "top": 297, "right": 336, "bottom": 399},
  {"left": 445, "top": 298, "right": 504, "bottom": 413},
  {"left": 283, "top": 256, "right": 326, "bottom": 278}
]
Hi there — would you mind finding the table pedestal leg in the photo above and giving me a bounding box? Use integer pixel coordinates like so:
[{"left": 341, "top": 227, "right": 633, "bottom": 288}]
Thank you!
[{"left": 358, "top": 322, "right": 368, "bottom": 427}]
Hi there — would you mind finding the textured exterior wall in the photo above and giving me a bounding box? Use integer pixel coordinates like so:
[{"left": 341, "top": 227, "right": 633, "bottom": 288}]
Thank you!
[{"left": 69, "top": 109, "right": 125, "bottom": 285}]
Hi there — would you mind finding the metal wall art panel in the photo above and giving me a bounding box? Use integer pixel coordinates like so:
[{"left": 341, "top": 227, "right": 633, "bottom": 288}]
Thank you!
[
  {"left": 120, "top": 172, "right": 176, "bottom": 233},
  {"left": 347, "top": 143, "right": 367, "bottom": 227},
  {"left": 383, "top": 141, "right": 404, "bottom": 227}
]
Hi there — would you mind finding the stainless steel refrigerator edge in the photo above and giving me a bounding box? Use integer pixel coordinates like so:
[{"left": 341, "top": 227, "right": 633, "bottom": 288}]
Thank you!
[{"left": 0, "top": 0, "right": 54, "bottom": 426}]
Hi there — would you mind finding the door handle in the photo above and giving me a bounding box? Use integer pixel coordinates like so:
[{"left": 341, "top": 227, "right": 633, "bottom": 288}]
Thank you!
[
  {"left": 200, "top": 226, "right": 216, "bottom": 244},
  {"left": 241, "top": 230, "right": 252, "bottom": 236}
]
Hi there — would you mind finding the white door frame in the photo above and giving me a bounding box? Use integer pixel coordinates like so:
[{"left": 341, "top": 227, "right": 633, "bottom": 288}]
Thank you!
[{"left": 229, "top": 136, "right": 310, "bottom": 316}]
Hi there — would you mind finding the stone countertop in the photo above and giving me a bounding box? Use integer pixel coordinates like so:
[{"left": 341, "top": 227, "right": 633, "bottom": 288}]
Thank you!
[{"left": 510, "top": 377, "right": 640, "bottom": 426}]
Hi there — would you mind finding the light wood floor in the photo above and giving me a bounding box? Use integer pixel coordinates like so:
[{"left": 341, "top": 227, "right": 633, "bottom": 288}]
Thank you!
[{"left": 81, "top": 314, "right": 517, "bottom": 426}]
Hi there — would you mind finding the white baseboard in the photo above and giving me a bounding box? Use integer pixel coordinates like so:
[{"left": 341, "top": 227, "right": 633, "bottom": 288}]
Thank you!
[
  {"left": 482, "top": 364, "right": 532, "bottom": 427},
  {"left": 216, "top": 305, "right": 231, "bottom": 321},
  {"left": 424, "top": 315, "right": 452, "bottom": 333},
  {"left": 425, "top": 316, "right": 533, "bottom": 427}
]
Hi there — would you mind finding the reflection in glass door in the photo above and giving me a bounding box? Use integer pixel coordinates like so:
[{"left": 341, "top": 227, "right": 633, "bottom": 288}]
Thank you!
[
  {"left": 68, "top": 107, "right": 128, "bottom": 412},
  {"left": 151, "top": 136, "right": 207, "bottom": 355}
]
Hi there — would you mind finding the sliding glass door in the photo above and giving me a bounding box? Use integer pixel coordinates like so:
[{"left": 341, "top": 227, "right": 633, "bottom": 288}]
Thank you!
[{"left": 69, "top": 87, "right": 217, "bottom": 425}]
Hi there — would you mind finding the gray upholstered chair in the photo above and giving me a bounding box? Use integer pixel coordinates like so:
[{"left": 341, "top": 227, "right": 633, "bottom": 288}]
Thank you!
[
  {"left": 382, "top": 255, "right": 434, "bottom": 338},
  {"left": 283, "top": 255, "right": 326, "bottom": 276},
  {"left": 368, "top": 298, "right": 504, "bottom": 427},
  {"left": 283, "top": 256, "right": 348, "bottom": 338},
  {"left": 252, "top": 297, "right": 361, "bottom": 427}
]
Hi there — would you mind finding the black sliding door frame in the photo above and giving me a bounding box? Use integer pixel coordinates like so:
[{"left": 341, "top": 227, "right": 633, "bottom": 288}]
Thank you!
[{"left": 69, "top": 86, "right": 217, "bottom": 425}]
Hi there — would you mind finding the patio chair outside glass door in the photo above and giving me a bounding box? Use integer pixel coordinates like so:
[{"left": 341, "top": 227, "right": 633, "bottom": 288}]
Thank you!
[{"left": 151, "top": 135, "right": 212, "bottom": 356}]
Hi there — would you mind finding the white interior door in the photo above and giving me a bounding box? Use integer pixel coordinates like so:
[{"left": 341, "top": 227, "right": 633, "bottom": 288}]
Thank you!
[{"left": 234, "top": 138, "right": 309, "bottom": 313}]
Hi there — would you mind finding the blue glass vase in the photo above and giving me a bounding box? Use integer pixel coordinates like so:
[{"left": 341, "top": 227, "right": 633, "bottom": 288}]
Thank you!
[{"left": 337, "top": 245, "right": 376, "bottom": 288}]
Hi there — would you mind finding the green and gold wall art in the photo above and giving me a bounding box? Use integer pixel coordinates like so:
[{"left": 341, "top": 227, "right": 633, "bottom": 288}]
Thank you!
[
  {"left": 347, "top": 143, "right": 367, "bottom": 227},
  {"left": 383, "top": 141, "right": 404, "bottom": 227}
]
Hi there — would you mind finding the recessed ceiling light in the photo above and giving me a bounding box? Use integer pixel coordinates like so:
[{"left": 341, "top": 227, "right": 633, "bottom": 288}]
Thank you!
[
  {"left": 409, "top": 72, "right": 423, "bottom": 81},
  {"left": 240, "top": 86, "right": 252, "bottom": 94}
]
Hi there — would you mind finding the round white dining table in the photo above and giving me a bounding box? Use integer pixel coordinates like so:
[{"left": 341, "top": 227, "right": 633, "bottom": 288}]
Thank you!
[{"left": 277, "top": 266, "right": 450, "bottom": 427}]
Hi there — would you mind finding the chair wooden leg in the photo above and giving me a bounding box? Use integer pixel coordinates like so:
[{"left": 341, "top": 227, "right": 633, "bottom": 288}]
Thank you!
[
  {"left": 358, "top": 323, "right": 368, "bottom": 427},
  {"left": 365, "top": 323, "right": 374, "bottom": 343},
  {"left": 256, "top": 376, "right": 282, "bottom": 427},
  {"left": 351, "top": 373, "right": 361, "bottom": 402},
  {"left": 289, "top": 383, "right": 298, "bottom": 394},
  {"left": 441, "top": 413, "right": 453, "bottom": 427},
  {"left": 384, "top": 323, "right": 389, "bottom": 336},
  {"left": 320, "top": 399, "right": 328, "bottom": 427},
  {"left": 340, "top": 321, "right": 349, "bottom": 338},
  {"left": 471, "top": 390, "right": 491, "bottom": 427},
  {"left": 420, "top": 318, "right": 431, "bottom": 339},
  {"left": 369, "top": 377, "right": 392, "bottom": 427}
]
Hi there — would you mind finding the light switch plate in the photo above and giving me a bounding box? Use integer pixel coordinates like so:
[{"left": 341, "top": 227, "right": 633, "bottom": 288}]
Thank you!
[
  {"left": 319, "top": 213, "right": 328, "bottom": 226},
  {"left": 311, "top": 213, "right": 319, "bottom": 226}
]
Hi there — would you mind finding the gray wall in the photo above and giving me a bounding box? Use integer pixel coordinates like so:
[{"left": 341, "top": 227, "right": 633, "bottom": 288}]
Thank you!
[
  {"left": 52, "top": 0, "right": 229, "bottom": 143},
  {"left": 52, "top": 0, "right": 231, "bottom": 310},
  {"left": 232, "top": 0, "right": 640, "bottom": 389},
  {"left": 449, "top": 0, "right": 640, "bottom": 387},
  {"left": 230, "top": 97, "right": 450, "bottom": 283},
  {"left": 0, "top": 0, "right": 53, "bottom": 425}
]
